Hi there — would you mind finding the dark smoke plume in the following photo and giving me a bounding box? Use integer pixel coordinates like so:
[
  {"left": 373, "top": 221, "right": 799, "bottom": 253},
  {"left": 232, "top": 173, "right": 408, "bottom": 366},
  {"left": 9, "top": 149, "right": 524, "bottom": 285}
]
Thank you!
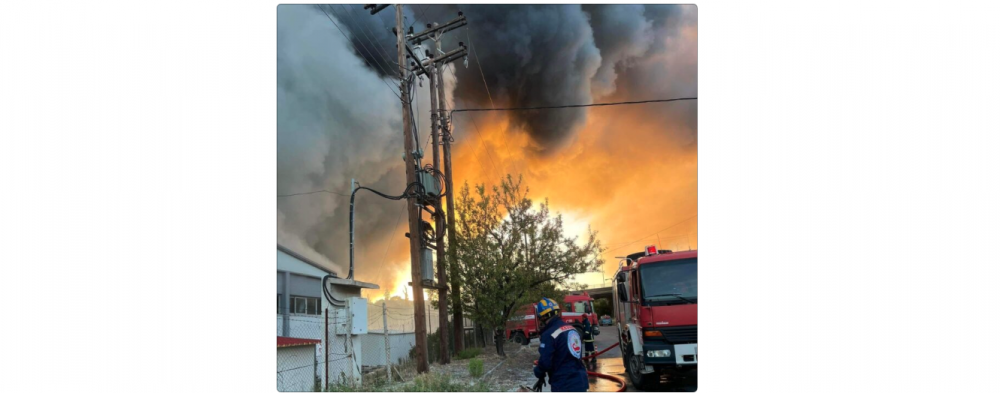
[{"left": 277, "top": 4, "right": 696, "bottom": 277}]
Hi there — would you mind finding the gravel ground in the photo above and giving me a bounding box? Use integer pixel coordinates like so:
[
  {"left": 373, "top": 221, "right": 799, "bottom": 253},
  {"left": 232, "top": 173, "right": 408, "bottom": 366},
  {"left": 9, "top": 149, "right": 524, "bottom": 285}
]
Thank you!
[{"left": 389, "top": 341, "right": 540, "bottom": 391}]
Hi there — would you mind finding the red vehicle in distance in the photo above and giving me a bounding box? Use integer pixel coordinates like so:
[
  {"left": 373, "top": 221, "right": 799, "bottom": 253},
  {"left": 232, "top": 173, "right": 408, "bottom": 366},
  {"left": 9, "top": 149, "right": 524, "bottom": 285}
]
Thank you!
[
  {"left": 613, "top": 246, "right": 697, "bottom": 389},
  {"left": 504, "top": 292, "right": 600, "bottom": 345}
]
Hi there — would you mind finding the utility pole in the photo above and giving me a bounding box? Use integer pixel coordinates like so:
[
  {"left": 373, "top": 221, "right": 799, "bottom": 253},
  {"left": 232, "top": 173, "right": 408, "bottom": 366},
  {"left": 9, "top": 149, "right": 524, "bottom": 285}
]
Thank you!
[
  {"left": 368, "top": 4, "right": 467, "bottom": 371},
  {"left": 435, "top": 30, "right": 465, "bottom": 354},
  {"left": 394, "top": 3, "right": 429, "bottom": 374},
  {"left": 382, "top": 300, "right": 390, "bottom": 381},
  {"left": 425, "top": 42, "right": 451, "bottom": 364},
  {"left": 409, "top": 10, "right": 469, "bottom": 356}
]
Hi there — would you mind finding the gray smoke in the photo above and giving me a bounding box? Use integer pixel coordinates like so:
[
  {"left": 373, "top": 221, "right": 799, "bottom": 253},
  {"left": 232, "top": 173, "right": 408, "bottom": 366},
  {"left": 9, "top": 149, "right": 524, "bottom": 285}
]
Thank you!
[
  {"left": 277, "top": 4, "right": 696, "bottom": 275},
  {"left": 278, "top": 5, "right": 437, "bottom": 275},
  {"left": 452, "top": 5, "right": 601, "bottom": 154},
  {"left": 582, "top": 4, "right": 655, "bottom": 99},
  {"left": 330, "top": 4, "right": 696, "bottom": 153}
]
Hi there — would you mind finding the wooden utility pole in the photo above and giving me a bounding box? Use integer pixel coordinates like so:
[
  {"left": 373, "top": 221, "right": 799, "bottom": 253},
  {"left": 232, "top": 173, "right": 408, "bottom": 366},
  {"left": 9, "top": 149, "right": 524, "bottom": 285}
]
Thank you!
[
  {"left": 395, "top": 4, "right": 429, "bottom": 374},
  {"left": 408, "top": 11, "right": 470, "bottom": 356},
  {"left": 371, "top": 5, "right": 468, "bottom": 369},
  {"left": 435, "top": 34, "right": 465, "bottom": 354},
  {"left": 426, "top": 46, "right": 451, "bottom": 364}
]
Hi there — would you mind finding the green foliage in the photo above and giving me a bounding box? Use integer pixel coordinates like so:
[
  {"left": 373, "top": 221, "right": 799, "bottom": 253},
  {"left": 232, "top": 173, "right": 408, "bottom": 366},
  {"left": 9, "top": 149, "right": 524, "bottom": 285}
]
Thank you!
[
  {"left": 468, "top": 358, "right": 484, "bottom": 377},
  {"left": 404, "top": 373, "right": 490, "bottom": 392},
  {"left": 457, "top": 347, "right": 482, "bottom": 360},
  {"left": 593, "top": 298, "right": 612, "bottom": 317},
  {"left": 452, "top": 175, "right": 605, "bottom": 354},
  {"left": 407, "top": 323, "right": 457, "bottom": 364},
  {"left": 322, "top": 371, "right": 489, "bottom": 392}
]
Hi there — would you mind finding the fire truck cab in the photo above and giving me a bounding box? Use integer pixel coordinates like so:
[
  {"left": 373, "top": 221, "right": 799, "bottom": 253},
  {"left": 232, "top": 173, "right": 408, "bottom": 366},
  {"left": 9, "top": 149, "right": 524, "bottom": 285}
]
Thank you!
[
  {"left": 505, "top": 292, "right": 600, "bottom": 345},
  {"left": 613, "top": 246, "right": 697, "bottom": 389}
]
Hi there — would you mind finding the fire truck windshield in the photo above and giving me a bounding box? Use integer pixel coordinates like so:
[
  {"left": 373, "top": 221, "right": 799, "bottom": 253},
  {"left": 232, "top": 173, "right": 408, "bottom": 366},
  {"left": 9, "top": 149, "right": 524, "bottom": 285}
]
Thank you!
[
  {"left": 640, "top": 258, "right": 697, "bottom": 304},
  {"left": 566, "top": 301, "right": 592, "bottom": 314}
]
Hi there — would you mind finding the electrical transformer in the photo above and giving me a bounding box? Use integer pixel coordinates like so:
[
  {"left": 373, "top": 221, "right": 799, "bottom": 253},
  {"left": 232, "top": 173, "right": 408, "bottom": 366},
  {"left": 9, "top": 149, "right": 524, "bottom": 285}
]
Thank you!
[
  {"left": 420, "top": 247, "right": 434, "bottom": 283},
  {"left": 417, "top": 171, "right": 440, "bottom": 197}
]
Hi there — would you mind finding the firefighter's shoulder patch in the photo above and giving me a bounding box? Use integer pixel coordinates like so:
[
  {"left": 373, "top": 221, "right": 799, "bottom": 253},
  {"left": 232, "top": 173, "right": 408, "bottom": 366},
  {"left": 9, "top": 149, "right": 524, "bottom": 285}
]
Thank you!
[
  {"left": 550, "top": 325, "right": 575, "bottom": 339},
  {"left": 567, "top": 330, "right": 582, "bottom": 359}
]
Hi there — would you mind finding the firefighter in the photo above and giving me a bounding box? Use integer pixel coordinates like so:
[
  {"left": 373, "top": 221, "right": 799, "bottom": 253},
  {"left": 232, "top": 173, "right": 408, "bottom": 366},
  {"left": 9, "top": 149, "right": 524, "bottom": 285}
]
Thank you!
[
  {"left": 532, "top": 297, "right": 589, "bottom": 392},
  {"left": 581, "top": 314, "right": 596, "bottom": 364}
]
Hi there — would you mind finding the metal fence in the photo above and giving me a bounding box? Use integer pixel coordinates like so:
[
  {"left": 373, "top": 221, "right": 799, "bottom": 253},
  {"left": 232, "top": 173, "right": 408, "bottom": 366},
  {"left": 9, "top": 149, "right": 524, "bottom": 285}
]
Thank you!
[
  {"left": 277, "top": 301, "right": 418, "bottom": 391},
  {"left": 278, "top": 301, "right": 487, "bottom": 391}
]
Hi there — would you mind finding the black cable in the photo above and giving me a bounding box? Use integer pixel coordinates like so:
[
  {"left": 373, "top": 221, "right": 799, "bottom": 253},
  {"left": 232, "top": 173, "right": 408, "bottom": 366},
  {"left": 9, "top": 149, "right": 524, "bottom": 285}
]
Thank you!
[
  {"left": 348, "top": 182, "right": 424, "bottom": 280},
  {"left": 323, "top": 275, "right": 347, "bottom": 307},
  {"left": 409, "top": 76, "right": 421, "bottom": 154},
  {"left": 450, "top": 97, "right": 698, "bottom": 114},
  {"left": 277, "top": 189, "right": 350, "bottom": 198}
]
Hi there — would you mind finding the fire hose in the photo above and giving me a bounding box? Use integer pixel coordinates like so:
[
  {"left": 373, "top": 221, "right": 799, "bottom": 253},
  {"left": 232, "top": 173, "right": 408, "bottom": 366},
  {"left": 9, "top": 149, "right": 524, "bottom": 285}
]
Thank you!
[
  {"left": 582, "top": 342, "right": 619, "bottom": 361},
  {"left": 531, "top": 342, "right": 625, "bottom": 392}
]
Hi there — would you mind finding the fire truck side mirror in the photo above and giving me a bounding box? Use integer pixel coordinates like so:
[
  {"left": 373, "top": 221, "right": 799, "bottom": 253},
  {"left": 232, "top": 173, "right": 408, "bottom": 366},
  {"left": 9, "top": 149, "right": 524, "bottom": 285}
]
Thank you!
[{"left": 616, "top": 282, "right": 628, "bottom": 303}]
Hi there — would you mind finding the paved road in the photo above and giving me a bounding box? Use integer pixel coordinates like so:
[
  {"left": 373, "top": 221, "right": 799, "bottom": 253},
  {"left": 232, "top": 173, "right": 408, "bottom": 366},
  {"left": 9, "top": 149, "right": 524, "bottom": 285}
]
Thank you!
[{"left": 589, "top": 325, "right": 697, "bottom": 392}]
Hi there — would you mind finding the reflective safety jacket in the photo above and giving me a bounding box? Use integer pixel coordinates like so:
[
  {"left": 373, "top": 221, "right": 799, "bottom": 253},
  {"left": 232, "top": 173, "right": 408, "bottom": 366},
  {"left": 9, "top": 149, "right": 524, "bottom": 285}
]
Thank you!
[{"left": 533, "top": 318, "right": 589, "bottom": 392}]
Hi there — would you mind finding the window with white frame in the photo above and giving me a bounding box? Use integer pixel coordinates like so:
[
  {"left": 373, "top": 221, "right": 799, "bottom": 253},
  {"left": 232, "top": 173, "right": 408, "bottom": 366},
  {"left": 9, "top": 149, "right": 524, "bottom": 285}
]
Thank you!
[{"left": 291, "top": 296, "right": 321, "bottom": 315}]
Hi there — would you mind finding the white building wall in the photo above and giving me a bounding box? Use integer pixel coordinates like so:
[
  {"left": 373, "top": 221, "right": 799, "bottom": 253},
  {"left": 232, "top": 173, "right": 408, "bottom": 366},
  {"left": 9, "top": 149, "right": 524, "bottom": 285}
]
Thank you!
[
  {"left": 358, "top": 331, "right": 416, "bottom": 367},
  {"left": 277, "top": 345, "right": 317, "bottom": 392},
  {"left": 277, "top": 249, "right": 331, "bottom": 278},
  {"left": 287, "top": 314, "right": 324, "bottom": 340}
]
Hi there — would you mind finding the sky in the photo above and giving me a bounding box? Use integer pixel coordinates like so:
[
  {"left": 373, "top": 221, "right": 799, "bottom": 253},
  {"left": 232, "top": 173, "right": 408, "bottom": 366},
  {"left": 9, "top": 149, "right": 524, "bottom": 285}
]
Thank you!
[{"left": 277, "top": 4, "right": 697, "bottom": 301}]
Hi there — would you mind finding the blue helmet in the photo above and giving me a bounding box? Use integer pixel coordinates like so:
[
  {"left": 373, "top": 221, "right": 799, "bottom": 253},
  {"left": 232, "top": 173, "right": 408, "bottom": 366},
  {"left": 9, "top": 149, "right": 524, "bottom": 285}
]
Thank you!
[{"left": 536, "top": 297, "right": 561, "bottom": 319}]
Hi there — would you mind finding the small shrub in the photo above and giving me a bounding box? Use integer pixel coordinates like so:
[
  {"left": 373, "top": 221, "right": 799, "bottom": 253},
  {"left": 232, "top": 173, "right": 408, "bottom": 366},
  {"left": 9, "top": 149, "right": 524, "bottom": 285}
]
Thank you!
[
  {"left": 457, "top": 347, "right": 482, "bottom": 360},
  {"left": 468, "top": 358, "right": 484, "bottom": 377},
  {"left": 402, "top": 372, "right": 490, "bottom": 392}
]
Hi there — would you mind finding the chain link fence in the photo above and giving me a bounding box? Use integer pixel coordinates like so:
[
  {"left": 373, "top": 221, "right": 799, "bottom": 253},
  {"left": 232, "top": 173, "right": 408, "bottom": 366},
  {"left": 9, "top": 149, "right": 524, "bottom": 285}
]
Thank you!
[{"left": 278, "top": 300, "right": 492, "bottom": 391}]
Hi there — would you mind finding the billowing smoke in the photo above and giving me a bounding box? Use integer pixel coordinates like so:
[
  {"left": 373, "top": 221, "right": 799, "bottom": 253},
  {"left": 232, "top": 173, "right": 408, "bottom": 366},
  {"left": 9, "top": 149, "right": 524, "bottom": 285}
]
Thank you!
[
  {"left": 583, "top": 4, "right": 655, "bottom": 99},
  {"left": 279, "top": 5, "right": 429, "bottom": 277},
  {"left": 326, "top": 4, "right": 695, "bottom": 153},
  {"left": 277, "top": 4, "right": 697, "bottom": 289}
]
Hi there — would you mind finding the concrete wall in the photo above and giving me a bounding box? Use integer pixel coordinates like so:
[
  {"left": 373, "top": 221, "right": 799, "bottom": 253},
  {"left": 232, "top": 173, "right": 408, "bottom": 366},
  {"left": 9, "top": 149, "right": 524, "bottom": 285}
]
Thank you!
[
  {"left": 281, "top": 314, "right": 324, "bottom": 340},
  {"left": 277, "top": 345, "right": 317, "bottom": 392},
  {"left": 357, "top": 331, "right": 417, "bottom": 367}
]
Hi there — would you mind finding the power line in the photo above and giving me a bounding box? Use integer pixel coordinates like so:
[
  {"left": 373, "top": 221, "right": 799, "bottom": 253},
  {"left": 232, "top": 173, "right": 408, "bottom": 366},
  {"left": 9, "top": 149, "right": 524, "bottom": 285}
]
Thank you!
[
  {"left": 341, "top": 4, "right": 397, "bottom": 74},
  {"left": 454, "top": 96, "right": 504, "bottom": 182},
  {"left": 451, "top": 97, "right": 698, "bottom": 114},
  {"left": 603, "top": 214, "right": 698, "bottom": 254},
  {"left": 464, "top": 24, "right": 522, "bottom": 178},
  {"left": 407, "top": 4, "right": 428, "bottom": 30},
  {"left": 317, "top": 5, "right": 400, "bottom": 100},
  {"left": 373, "top": 203, "right": 406, "bottom": 286},
  {"left": 325, "top": 5, "right": 398, "bottom": 81},
  {"left": 372, "top": 98, "right": 437, "bottom": 286}
]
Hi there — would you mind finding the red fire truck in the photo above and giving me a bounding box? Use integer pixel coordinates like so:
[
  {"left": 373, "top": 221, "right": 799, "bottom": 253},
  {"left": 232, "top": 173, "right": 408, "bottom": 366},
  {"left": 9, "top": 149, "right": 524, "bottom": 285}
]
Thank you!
[
  {"left": 613, "top": 246, "right": 697, "bottom": 389},
  {"left": 505, "top": 292, "right": 600, "bottom": 345}
]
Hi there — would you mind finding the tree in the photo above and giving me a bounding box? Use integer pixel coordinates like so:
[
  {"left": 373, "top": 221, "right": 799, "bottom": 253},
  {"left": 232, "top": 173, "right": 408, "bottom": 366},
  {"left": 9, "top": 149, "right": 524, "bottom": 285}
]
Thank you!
[
  {"left": 452, "top": 175, "right": 605, "bottom": 356},
  {"left": 593, "top": 298, "right": 612, "bottom": 317}
]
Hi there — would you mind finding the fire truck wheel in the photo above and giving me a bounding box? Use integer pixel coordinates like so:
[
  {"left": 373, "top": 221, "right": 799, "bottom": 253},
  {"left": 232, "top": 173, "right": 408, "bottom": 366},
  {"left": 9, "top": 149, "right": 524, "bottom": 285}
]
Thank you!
[
  {"left": 513, "top": 332, "right": 528, "bottom": 345},
  {"left": 624, "top": 343, "right": 659, "bottom": 391}
]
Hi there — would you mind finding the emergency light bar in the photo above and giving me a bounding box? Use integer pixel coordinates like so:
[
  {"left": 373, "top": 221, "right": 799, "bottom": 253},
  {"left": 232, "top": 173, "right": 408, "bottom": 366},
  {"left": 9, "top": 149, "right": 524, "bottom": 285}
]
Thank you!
[{"left": 645, "top": 245, "right": 657, "bottom": 256}]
